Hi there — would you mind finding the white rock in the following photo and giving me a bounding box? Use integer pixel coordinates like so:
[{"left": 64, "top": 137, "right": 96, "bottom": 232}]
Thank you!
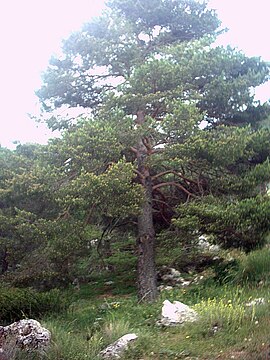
[
  {"left": 193, "top": 275, "right": 204, "bottom": 284},
  {"left": 158, "top": 285, "right": 174, "bottom": 292},
  {"left": 161, "top": 274, "right": 175, "bottom": 282},
  {"left": 160, "top": 267, "right": 181, "bottom": 281},
  {"left": 159, "top": 300, "right": 198, "bottom": 326},
  {"left": 0, "top": 319, "right": 51, "bottom": 354},
  {"left": 246, "top": 298, "right": 265, "bottom": 307},
  {"left": 170, "top": 268, "right": 181, "bottom": 277},
  {"left": 162, "top": 300, "right": 188, "bottom": 320},
  {"left": 198, "top": 236, "right": 220, "bottom": 252},
  {"left": 100, "top": 333, "right": 138, "bottom": 359},
  {"left": 90, "top": 238, "right": 99, "bottom": 247},
  {"left": 198, "top": 235, "right": 209, "bottom": 248},
  {"left": 104, "top": 281, "right": 114, "bottom": 286},
  {"left": 209, "top": 244, "right": 220, "bottom": 252}
]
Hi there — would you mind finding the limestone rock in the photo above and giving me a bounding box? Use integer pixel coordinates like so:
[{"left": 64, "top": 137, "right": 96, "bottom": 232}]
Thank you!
[
  {"left": 198, "top": 236, "right": 220, "bottom": 253},
  {"left": 0, "top": 319, "right": 51, "bottom": 355},
  {"left": 170, "top": 268, "right": 181, "bottom": 277},
  {"left": 158, "top": 285, "right": 174, "bottom": 292},
  {"left": 104, "top": 281, "right": 114, "bottom": 286},
  {"left": 100, "top": 333, "right": 138, "bottom": 359},
  {"left": 246, "top": 298, "right": 265, "bottom": 307},
  {"left": 158, "top": 300, "right": 198, "bottom": 326},
  {"left": 158, "top": 266, "right": 192, "bottom": 288},
  {"left": 180, "top": 280, "right": 191, "bottom": 287}
]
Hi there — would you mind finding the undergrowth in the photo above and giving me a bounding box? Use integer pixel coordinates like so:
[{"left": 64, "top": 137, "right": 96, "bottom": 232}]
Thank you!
[
  {"left": 3, "top": 246, "right": 270, "bottom": 360},
  {"left": 0, "top": 287, "right": 70, "bottom": 324},
  {"left": 30, "top": 279, "right": 269, "bottom": 360}
]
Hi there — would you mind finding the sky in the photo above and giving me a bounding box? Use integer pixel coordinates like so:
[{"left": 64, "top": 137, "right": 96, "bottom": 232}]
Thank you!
[{"left": 0, "top": 0, "right": 270, "bottom": 149}]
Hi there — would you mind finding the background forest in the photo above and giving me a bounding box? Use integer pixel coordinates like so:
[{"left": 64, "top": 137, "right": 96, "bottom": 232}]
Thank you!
[{"left": 0, "top": 0, "right": 270, "bottom": 359}]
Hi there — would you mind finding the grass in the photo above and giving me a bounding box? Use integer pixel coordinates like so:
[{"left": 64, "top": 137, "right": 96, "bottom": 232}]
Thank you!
[
  {"left": 23, "top": 279, "right": 267, "bottom": 360},
  {"left": 5, "top": 246, "right": 270, "bottom": 360},
  {"left": 235, "top": 247, "right": 270, "bottom": 283}
]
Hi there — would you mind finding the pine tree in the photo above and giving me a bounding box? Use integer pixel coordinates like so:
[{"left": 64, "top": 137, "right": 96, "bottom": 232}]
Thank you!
[{"left": 37, "top": 0, "right": 269, "bottom": 301}]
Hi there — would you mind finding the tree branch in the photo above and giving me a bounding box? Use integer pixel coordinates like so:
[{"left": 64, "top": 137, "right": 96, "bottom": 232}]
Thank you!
[
  {"left": 152, "top": 181, "right": 196, "bottom": 198},
  {"left": 142, "top": 136, "right": 154, "bottom": 154},
  {"left": 133, "top": 169, "right": 145, "bottom": 180},
  {"left": 130, "top": 146, "right": 138, "bottom": 155},
  {"left": 152, "top": 170, "right": 198, "bottom": 185},
  {"left": 152, "top": 197, "right": 173, "bottom": 210}
]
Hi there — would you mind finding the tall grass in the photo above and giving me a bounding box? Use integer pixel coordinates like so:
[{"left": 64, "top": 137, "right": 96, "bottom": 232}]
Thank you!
[
  {"left": 4, "top": 247, "right": 270, "bottom": 360},
  {"left": 39, "top": 314, "right": 133, "bottom": 359},
  {"left": 236, "top": 248, "right": 270, "bottom": 283},
  {"left": 194, "top": 297, "right": 246, "bottom": 331}
]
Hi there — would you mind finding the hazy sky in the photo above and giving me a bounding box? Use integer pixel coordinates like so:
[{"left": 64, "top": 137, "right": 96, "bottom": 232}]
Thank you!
[{"left": 0, "top": 0, "right": 269, "bottom": 149}]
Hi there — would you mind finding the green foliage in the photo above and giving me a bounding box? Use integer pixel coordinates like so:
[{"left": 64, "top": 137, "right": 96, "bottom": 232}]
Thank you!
[
  {"left": 57, "top": 160, "right": 143, "bottom": 218},
  {"left": 36, "top": 320, "right": 103, "bottom": 360},
  {"left": 2, "top": 0, "right": 270, "bottom": 299},
  {"left": 174, "top": 194, "right": 270, "bottom": 250},
  {"left": 156, "top": 230, "right": 219, "bottom": 275},
  {"left": 212, "top": 257, "right": 240, "bottom": 284},
  {"left": 103, "top": 234, "right": 136, "bottom": 270},
  {"left": 3, "top": 250, "right": 270, "bottom": 359},
  {"left": 235, "top": 248, "right": 270, "bottom": 284},
  {"left": 108, "top": 0, "right": 220, "bottom": 40},
  {"left": 37, "top": 0, "right": 221, "bottom": 113},
  {"left": 0, "top": 287, "right": 69, "bottom": 324}
]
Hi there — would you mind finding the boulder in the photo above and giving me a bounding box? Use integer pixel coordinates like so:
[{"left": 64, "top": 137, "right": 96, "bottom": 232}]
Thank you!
[
  {"left": 158, "top": 300, "right": 198, "bottom": 326},
  {"left": 100, "top": 333, "right": 138, "bottom": 359},
  {"left": 0, "top": 319, "right": 51, "bottom": 355}
]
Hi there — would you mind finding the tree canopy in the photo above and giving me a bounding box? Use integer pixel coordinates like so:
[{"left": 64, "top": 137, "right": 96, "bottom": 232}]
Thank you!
[{"left": 1, "top": 0, "right": 270, "bottom": 301}]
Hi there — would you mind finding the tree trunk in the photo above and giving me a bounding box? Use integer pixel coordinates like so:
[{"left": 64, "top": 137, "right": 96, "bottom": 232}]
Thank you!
[
  {"left": 137, "top": 177, "right": 158, "bottom": 302},
  {"left": 0, "top": 246, "right": 8, "bottom": 275},
  {"left": 136, "top": 111, "right": 158, "bottom": 302}
]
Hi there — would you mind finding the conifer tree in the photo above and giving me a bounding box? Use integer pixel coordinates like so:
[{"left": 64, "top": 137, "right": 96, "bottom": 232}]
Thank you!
[{"left": 37, "top": 0, "right": 269, "bottom": 301}]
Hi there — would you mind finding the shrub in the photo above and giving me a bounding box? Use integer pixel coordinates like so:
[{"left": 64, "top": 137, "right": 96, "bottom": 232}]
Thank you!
[
  {"left": 236, "top": 248, "right": 270, "bottom": 283},
  {"left": 0, "top": 287, "right": 70, "bottom": 324},
  {"left": 235, "top": 248, "right": 270, "bottom": 284},
  {"left": 213, "top": 258, "right": 240, "bottom": 284}
]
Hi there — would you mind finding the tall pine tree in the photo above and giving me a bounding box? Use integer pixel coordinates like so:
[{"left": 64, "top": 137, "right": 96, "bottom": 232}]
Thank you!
[{"left": 37, "top": 0, "right": 269, "bottom": 301}]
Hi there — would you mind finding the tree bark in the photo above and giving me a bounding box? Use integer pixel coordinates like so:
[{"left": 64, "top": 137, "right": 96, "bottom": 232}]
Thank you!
[
  {"left": 0, "top": 246, "right": 8, "bottom": 275},
  {"left": 136, "top": 111, "right": 158, "bottom": 302}
]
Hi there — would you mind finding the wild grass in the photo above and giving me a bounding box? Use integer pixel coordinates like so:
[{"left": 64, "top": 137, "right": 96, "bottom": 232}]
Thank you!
[
  {"left": 235, "top": 247, "right": 270, "bottom": 283},
  {"left": 28, "top": 281, "right": 268, "bottom": 360},
  {"left": 194, "top": 297, "right": 246, "bottom": 331},
  {"left": 5, "top": 247, "right": 270, "bottom": 359}
]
